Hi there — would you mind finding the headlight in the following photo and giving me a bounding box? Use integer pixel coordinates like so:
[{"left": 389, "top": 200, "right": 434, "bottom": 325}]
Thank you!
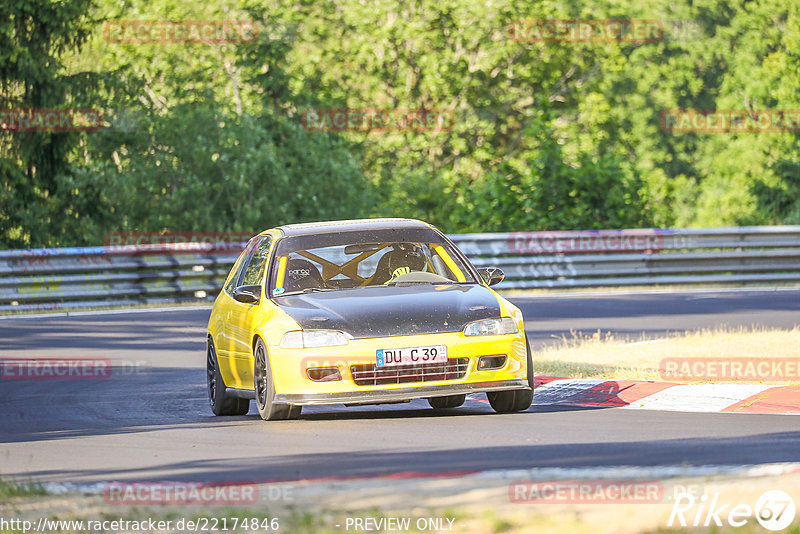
[
  {"left": 280, "top": 330, "right": 351, "bottom": 348},
  {"left": 463, "top": 317, "right": 518, "bottom": 336}
]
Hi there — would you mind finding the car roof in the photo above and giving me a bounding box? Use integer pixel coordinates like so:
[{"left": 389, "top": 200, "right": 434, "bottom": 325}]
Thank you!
[{"left": 273, "top": 218, "right": 432, "bottom": 237}]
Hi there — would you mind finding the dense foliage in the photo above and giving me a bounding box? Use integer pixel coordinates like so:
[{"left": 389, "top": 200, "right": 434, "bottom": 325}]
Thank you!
[{"left": 1, "top": 0, "right": 798, "bottom": 247}]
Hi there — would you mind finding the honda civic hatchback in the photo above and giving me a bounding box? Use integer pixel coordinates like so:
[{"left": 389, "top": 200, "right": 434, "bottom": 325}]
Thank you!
[{"left": 206, "top": 218, "right": 533, "bottom": 420}]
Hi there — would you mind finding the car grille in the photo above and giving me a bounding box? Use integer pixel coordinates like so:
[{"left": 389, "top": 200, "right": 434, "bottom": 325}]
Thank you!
[{"left": 350, "top": 358, "right": 470, "bottom": 386}]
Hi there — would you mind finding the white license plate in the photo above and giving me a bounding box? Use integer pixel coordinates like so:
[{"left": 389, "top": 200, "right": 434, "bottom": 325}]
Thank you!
[{"left": 376, "top": 345, "right": 447, "bottom": 367}]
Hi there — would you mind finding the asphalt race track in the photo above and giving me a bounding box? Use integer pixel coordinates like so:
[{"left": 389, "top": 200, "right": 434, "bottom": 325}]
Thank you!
[{"left": 1, "top": 288, "right": 799, "bottom": 485}]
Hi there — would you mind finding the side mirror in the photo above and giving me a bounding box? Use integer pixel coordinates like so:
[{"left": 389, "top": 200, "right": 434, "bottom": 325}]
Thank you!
[
  {"left": 477, "top": 267, "right": 505, "bottom": 287},
  {"left": 233, "top": 285, "right": 261, "bottom": 304}
]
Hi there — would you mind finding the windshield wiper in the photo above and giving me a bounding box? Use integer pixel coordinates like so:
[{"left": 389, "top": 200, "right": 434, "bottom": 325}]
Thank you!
[
  {"left": 277, "top": 287, "right": 337, "bottom": 296},
  {"left": 300, "top": 287, "right": 337, "bottom": 293},
  {"left": 385, "top": 281, "right": 448, "bottom": 286}
]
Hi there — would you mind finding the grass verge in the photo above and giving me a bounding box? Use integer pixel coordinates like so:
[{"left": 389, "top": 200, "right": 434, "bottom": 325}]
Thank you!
[
  {"left": 0, "top": 478, "right": 47, "bottom": 499},
  {"left": 535, "top": 326, "right": 800, "bottom": 384}
]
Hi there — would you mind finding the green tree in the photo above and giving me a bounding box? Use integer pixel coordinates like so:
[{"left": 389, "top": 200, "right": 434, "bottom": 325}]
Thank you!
[{"left": 0, "top": 0, "right": 100, "bottom": 247}]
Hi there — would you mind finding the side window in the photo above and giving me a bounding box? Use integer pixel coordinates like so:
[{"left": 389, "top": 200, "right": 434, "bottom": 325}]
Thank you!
[
  {"left": 224, "top": 238, "right": 258, "bottom": 295},
  {"left": 240, "top": 236, "right": 273, "bottom": 287}
]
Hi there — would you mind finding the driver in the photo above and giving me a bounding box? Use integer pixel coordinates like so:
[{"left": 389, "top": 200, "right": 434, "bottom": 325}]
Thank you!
[{"left": 373, "top": 243, "right": 427, "bottom": 284}]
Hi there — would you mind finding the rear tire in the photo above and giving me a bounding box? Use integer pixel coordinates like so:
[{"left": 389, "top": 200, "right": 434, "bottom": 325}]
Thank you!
[
  {"left": 254, "top": 338, "right": 299, "bottom": 420},
  {"left": 207, "top": 338, "right": 250, "bottom": 416},
  {"left": 487, "top": 335, "right": 534, "bottom": 413},
  {"left": 428, "top": 394, "right": 466, "bottom": 409}
]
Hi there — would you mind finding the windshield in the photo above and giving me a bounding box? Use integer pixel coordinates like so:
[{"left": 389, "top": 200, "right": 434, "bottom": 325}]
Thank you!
[{"left": 268, "top": 228, "right": 476, "bottom": 296}]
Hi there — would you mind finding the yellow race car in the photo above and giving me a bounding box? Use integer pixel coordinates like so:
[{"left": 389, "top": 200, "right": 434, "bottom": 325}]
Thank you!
[{"left": 206, "top": 218, "right": 533, "bottom": 420}]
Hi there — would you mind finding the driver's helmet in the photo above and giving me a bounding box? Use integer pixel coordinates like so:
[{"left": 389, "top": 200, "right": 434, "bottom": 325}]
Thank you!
[{"left": 387, "top": 243, "right": 427, "bottom": 277}]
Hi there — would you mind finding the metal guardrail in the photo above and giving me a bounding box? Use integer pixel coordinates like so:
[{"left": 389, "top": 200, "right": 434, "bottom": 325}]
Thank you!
[
  {"left": 455, "top": 226, "right": 800, "bottom": 289},
  {"left": 1, "top": 226, "right": 799, "bottom": 312},
  {"left": 0, "top": 243, "right": 242, "bottom": 312}
]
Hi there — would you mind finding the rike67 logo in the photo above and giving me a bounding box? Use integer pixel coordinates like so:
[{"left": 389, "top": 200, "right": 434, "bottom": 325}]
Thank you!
[{"left": 669, "top": 490, "right": 796, "bottom": 531}]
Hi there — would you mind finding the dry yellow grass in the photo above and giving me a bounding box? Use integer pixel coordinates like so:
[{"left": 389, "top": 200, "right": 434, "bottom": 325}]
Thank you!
[{"left": 535, "top": 327, "right": 800, "bottom": 384}]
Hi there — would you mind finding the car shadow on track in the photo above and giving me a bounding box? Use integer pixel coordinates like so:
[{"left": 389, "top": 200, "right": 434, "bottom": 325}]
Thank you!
[
  {"left": 295, "top": 401, "right": 608, "bottom": 421},
  {"left": 284, "top": 409, "right": 577, "bottom": 422}
]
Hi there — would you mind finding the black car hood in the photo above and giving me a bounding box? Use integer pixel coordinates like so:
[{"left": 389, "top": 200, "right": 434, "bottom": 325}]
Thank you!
[{"left": 273, "top": 284, "right": 502, "bottom": 338}]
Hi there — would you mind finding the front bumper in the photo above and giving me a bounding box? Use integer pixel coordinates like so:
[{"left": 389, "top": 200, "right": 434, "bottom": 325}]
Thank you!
[
  {"left": 266, "top": 330, "right": 529, "bottom": 406},
  {"left": 275, "top": 379, "right": 529, "bottom": 406}
]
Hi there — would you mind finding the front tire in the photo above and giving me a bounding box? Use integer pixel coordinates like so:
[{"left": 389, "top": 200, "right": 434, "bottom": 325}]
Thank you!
[
  {"left": 254, "top": 338, "right": 300, "bottom": 420},
  {"left": 428, "top": 394, "right": 466, "bottom": 409},
  {"left": 487, "top": 389, "right": 533, "bottom": 412},
  {"left": 487, "top": 335, "right": 534, "bottom": 413},
  {"left": 207, "top": 338, "right": 250, "bottom": 416}
]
